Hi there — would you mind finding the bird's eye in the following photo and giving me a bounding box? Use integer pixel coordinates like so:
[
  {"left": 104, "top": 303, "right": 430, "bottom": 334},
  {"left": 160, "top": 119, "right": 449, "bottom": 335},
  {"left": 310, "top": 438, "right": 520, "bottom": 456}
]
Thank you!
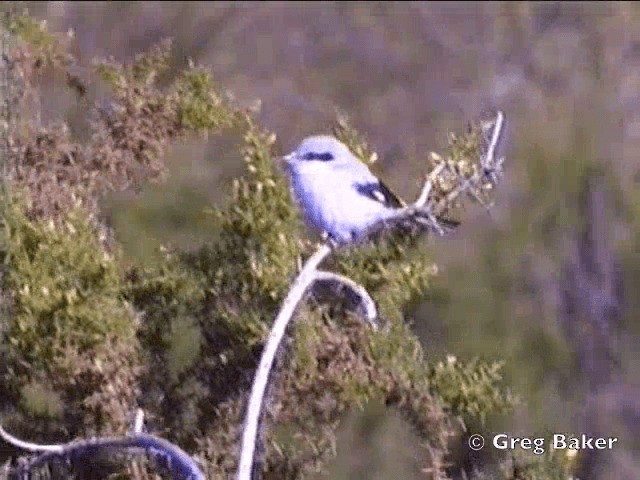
[
  {"left": 317, "top": 152, "right": 334, "bottom": 161},
  {"left": 302, "top": 152, "right": 334, "bottom": 161}
]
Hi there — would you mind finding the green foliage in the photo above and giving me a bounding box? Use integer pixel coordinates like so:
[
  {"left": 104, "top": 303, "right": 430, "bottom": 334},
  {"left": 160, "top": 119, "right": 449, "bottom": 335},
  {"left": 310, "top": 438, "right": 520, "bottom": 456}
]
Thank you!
[
  {"left": 2, "top": 9, "right": 69, "bottom": 62},
  {"left": 123, "top": 248, "right": 206, "bottom": 382},
  {"left": 427, "top": 355, "right": 518, "bottom": 422},
  {"left": 124, "top": 250, "right": 205, "bottom": 338},
  {"left": 284, "top": 312, "right": 455, "bottom": 476},
  {"left": 19, "top": 380, "right": 64, "bottom": 419},
  {"left": 3, "top": 197, "right": 135, "bottom": 374},
  {"left": 0, "top": 194, "right": 140, "bottom": 441},
  {"left": 175, "top": 67, "right": 237, "bottom": 133},
  {"left": 335, "top": 240, "right": 437, "bottom": 322},
  {"left": 362, "top": 315, "right": 517, "bottom": 424},
  {"left": 1, "top": 7, "right": 74, "bottom": 84},
  {"left": 95, "top": 41, "right": 237, "bottom": 137},
  {"left": 190, "top": 116, "right": 304, "bottom": 341},
  {"left": 333, "top": 113, "right": 381, "bottom": 167},
  {"left": 166, "top": 316, "right": 202, "bottom": 380},
  {"left": 95, "top": 38, "right": 172, "bottom": 91}
]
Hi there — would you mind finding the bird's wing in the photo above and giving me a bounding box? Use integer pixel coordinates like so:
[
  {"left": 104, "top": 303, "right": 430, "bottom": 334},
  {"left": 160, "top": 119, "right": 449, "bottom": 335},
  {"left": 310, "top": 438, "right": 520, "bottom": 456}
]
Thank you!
[{"left": 353, "top": 180, "right": 406, "bottom": 209}]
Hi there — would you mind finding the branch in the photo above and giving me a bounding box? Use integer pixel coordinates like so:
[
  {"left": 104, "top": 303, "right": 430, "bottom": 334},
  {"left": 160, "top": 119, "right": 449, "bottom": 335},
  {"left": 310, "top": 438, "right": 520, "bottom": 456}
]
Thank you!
[
  {"left": 132, "top": 407, "right": 145, "bottom": 434},
  {"left": 414, "top": 162, "right": 446, "bottom": 207},
  {"left": 237, "top": 245, "right": 384, "bottom": 479},
  {"left": 313, "top": 270, "right": 379, "bottom": 329},
  {"left": 237, "top": 243, "right": 332, "bottom": 480},
  {"left": 0, "top": 419, "right": 206, "bottom": 479},
  {"left": 0, "top": 425, "right": 63, "bottom": 453},
  {"left": 359, "top": 111, "right": 506, "bottom": 242}
]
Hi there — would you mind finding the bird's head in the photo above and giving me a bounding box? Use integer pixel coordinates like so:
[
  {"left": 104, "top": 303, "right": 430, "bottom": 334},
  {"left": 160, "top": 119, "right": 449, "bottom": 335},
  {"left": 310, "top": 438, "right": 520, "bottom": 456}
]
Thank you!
[{"left": 282, "top": 135, "right": 355, "bottom": 171}]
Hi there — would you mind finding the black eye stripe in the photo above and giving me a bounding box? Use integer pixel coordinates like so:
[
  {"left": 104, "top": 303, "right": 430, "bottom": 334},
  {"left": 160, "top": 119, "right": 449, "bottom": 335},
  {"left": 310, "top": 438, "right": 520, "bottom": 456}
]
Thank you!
[{"left": 302, "top": 151, "right": 334, "bottom": 161}]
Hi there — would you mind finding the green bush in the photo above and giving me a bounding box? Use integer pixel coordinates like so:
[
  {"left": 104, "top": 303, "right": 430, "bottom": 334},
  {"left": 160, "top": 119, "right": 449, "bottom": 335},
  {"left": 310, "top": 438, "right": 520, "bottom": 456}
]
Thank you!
[{"left": 4, "top": 199, "right": 135, "bottom": 372}]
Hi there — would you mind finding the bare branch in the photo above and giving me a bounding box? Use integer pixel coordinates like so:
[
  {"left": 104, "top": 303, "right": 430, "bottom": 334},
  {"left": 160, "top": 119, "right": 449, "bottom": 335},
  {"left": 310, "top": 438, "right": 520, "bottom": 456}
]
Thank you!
[
  {"left": 132, "top": 408, "right": 145, "bottom": 434},
  {"left": 414, "top": 163, "right": 446, "bottom": 207},
  {"left": 237, "top": 241, "right": 390, "bottom": 478},
  {"left": 357, "top": 111, "right": 506, "bottom": 242},
  {"left": 0, "top": 424, "right": 205, "bottom": 479},
  {"left": 238, "top": 243, "right": 332, "bottom": 480},
  {"left": 481, "top": 110, "right": 506, "bottom": 181},
  {"left": 0, "top": 425, "right": 64, "bottom": 453},
  {"left": 129, "top": 409, "right": 149, "bottom": 480},
  {"left": 313, "top": 270, "right": 379, "bottom": 329}
]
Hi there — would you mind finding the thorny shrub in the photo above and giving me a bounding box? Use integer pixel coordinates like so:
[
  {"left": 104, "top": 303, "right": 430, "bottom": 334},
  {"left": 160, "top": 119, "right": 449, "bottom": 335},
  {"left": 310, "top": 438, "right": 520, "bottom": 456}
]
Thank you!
[{"left": 0, "top": 11, "right": 570, "bottom": 480}]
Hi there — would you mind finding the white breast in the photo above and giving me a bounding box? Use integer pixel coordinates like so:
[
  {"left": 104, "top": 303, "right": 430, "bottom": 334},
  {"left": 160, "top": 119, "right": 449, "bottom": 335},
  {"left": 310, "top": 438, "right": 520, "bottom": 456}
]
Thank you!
[{"left": 288, "top": 161, "right": 393, "bottom": 242}]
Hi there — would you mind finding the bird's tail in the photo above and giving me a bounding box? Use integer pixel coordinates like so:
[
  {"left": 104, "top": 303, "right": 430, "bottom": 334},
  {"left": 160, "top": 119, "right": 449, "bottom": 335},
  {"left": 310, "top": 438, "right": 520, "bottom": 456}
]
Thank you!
[
  {"left": 375, "top": 209, "right": 459, "bottom": 239},
  {"left": 436, "top": 215, "right": 460, "bottom": 231}
]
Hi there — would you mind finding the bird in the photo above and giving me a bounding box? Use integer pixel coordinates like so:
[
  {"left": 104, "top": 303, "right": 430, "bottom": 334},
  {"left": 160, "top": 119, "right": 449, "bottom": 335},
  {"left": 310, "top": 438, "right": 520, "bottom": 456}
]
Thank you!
[{"left": 282, "top": 135, "right": 421, "bottom": 245}]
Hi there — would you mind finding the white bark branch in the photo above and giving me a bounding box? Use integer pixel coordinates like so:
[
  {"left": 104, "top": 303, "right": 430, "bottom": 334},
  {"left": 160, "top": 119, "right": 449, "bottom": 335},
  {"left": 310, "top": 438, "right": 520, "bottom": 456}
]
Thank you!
[
  {"left": 237, "top": 241, "right": 389, "bottom": 479},
  {"left": 237, "top": 243, "right": 332, "bottom": 480},
  {"left": 0, "top": 425, "right": 64, "bottom": 453},
  {"left": 313, "top": 270, "right": 379, "bottom": 329},
  {"left": 414, "top": 163, "right": 446, "bottom": 207},
  {"left": 132, "top": 408, "right": 145, "bottom": 434}
]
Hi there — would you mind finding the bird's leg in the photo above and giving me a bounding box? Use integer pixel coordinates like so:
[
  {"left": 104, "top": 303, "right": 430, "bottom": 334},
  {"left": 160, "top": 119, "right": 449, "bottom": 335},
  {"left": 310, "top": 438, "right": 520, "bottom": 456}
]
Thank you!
[{"left": 321, "top": 231, "right": 341, "bottom": 250}]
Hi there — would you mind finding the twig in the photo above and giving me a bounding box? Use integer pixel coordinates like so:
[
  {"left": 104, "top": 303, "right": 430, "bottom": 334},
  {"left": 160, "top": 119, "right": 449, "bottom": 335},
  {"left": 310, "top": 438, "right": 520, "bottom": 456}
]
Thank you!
[
  {"left": 359, "top": 111, "right": 506, "bottom": 241},
  {"left": 481, "top": 110, "right": 505, "bottom": 179},
  {"left": 129, "top": 408, "right": 147, "bottom": 479},
  {"left": 132, "top": 408, "right": 145, "bottom": 435},
  {"left": 414, "top": 163, "right": 446, "bottom": 207}
]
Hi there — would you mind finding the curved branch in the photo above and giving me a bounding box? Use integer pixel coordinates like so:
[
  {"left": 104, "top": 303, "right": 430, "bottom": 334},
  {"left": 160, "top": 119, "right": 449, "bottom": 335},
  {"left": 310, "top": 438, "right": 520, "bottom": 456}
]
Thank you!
[
  {"left": 0, "top": 425, "right": 64, "bottom": 453},
  {"left": 313, "top": 270, "right": 379, "bottom": 329},
  {"left": 0, "top": 425, "right": 205, "bottom": 479},
  {"left": 237, "top": 245, "right": 387, "bottom": 479},
  {"left": 237, "top": 243, "right": 332, "bottom": 480}
]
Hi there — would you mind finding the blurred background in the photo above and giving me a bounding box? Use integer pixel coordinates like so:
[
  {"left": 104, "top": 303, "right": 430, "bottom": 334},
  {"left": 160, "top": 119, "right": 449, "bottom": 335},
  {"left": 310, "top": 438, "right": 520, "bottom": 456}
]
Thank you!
[{"left": 18, "top": 2, "right": 640, "bottom": 478}]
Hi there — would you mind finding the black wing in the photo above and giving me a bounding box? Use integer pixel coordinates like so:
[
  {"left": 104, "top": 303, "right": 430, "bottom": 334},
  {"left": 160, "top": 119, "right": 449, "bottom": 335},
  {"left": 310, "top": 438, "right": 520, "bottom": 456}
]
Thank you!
[
  {"left": 356, "top": 180, "right": 460, "bottom": 230},
  {"left": 354, "top": 181, "right": 405, "bottom": 209}
]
